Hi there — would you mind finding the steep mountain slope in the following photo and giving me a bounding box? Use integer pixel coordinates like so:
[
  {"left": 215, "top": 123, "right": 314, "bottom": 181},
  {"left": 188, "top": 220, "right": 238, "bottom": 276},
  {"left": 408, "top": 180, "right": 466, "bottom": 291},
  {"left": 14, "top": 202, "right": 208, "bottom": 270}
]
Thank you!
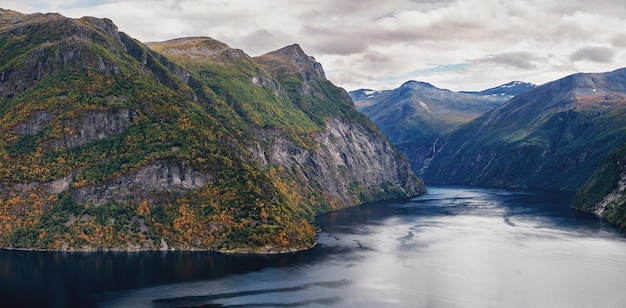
[
  {"left": 350, "top": 81, "right": 527, "bottom": 174},
  {"left": 425, "top": 68, "right": 626, "bottom": 191},
  {"left": 0, "top": 10, "right": 424, "bottom": 253},
  {"left": 572, "top": 143, "right": 626, "bottom": 229}
]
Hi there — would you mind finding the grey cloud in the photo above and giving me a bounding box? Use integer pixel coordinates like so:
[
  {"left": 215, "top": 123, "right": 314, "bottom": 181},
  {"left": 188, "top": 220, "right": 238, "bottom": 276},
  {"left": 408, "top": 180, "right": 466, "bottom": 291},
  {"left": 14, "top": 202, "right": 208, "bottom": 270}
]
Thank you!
[
  {"left": 6, "top": 0, "right": 626, "bottom": 92},
  {"left": 235, "top": 29, "right": 295, "bottom": 55},
  {"left": 302, "top": 25, "right": 370, "bottom": 55},
  {"left": 314, "top": 40, "right": 370, "bottom": 56},
  {"left": 570, "top": 47, "right": 615, "bottom": 63},
  {"left": 544, "top": 0, "right": 626, "bottom": 17},
  {"left": 330, "top": 0, "right": 382, "bottom": 13},
  {"left": 409, "top": 0, "right": 454, "bottom": 3},
  {"left": 330, "top": 71, "right": 376, "bottom": 89},
  {"left": 477, "top": 52, "right": 539, "bottom": 70},
  {"left": 363, "top": 51, "right": 391, "bottom": 63},
  {"left": 612, "top": 35, "right": 626, "bottom": 47}
]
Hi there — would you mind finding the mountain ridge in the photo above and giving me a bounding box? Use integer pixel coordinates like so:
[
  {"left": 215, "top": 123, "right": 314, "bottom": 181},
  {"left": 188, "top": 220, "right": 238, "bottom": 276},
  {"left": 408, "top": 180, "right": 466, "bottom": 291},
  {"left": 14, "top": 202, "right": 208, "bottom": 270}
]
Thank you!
[
  {"left": 351, "top": 73, "right": 626, "bottom": 229},
  {"left": 424, "top": 67, "right": 626, "bottom": 191},
  {"left": 460, "top": 81, "right": 535, "bottom": 100},
  {"left": 0, "top": 9, "right": 425, "bottom": 253},
  {"left": 349, "top": 80, "right": 532, "bottom": 174}
]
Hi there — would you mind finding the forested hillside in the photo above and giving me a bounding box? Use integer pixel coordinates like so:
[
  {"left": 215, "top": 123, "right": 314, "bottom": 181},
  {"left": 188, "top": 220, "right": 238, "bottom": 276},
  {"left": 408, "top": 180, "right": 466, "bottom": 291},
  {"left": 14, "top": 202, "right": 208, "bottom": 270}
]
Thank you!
[{"left": 0, "top": 9, "right": 424, "bottom": 253}]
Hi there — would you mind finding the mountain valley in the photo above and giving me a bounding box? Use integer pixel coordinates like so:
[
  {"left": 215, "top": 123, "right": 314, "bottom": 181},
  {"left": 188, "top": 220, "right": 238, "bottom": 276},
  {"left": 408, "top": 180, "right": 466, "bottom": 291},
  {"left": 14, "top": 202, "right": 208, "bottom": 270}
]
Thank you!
[
  {"left": 352, "top": 70, "right": 626, "bottom": 229},
  {"left": 350, "top": 80, "right": 535, "bottom": 174}
]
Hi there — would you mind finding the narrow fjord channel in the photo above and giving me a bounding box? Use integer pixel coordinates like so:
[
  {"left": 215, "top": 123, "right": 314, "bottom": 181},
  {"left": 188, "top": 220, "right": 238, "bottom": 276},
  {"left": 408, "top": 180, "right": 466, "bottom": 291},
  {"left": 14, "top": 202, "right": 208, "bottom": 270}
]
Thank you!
[{"left": 2, "top": 186, "right": 626, "bottom": 307}]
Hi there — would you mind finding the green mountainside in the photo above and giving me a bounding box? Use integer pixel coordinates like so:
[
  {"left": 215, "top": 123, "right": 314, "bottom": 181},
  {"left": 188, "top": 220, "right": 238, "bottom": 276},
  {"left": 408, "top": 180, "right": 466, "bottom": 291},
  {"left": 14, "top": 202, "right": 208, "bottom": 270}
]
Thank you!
[
  {"left": 572, "top": 143, "right": 626, "bottom": 229},
  {"left": 0, "top": 10, "right": 424, "bottom": 253},
  {"left": 349, "top": 81, "right": 533, "bottom": 174},
  {"left": 351, "top": 68, "right": 626, "bottom": 229},
  {"left": 424, "top": 68, "right": 626, "bottom": 192}
]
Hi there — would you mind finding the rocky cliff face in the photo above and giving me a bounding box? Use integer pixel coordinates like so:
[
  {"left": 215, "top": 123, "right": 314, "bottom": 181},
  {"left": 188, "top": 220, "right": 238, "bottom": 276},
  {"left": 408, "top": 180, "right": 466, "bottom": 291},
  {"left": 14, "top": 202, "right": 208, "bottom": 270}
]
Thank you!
[
  {"left": 252, "top": 44, "right": 422, "bottom": 206},
  {"left": 45, "top": 109, "right": 137, "bottom": 149},
  {"left": 0, "top": 10, "right": 424, "bottom": 253},
  {"left": 150, "top": 38, "right": 425, "bottom": 210},
  {"left": 71, "top": 160, "right": 212, "bottom": 206},
  {"left": 252, "top": 118, "right": 422, "bottom": 207},
  {"left": 0, "top": 11, "right": 125, "bottom": 98}
]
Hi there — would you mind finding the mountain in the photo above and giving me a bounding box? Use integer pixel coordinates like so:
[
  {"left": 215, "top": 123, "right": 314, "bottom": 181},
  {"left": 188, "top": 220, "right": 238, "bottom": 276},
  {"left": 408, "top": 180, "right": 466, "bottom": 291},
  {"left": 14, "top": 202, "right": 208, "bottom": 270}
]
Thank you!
[
  {"left": 348, "top": 88, "right": 384, "bottom": 101},
  {"left": 460, "top": 81, "right": 535, "bottom": 100},
  {"left": 572, "top": 143, "right": 626, "bottom": 229},
  {"left": 424, "top": 68, "right": 626, "bottom": 191},
  {"left": 350, "top": 80, "right": 518, "bottom": 174},
  {"left": 0, "top": 9, "right": 425, "bottom": 253}
]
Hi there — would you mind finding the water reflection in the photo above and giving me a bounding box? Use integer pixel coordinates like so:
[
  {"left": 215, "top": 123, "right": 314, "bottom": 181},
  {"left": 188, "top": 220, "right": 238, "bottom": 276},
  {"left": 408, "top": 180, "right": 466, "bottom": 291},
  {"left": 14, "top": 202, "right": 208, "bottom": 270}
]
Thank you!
[
  {"left": 0, "top": 249, "right": 313, "bottom": 307},
  {"left": 1, "top": 186, "right": 625, "bottom": 307}
]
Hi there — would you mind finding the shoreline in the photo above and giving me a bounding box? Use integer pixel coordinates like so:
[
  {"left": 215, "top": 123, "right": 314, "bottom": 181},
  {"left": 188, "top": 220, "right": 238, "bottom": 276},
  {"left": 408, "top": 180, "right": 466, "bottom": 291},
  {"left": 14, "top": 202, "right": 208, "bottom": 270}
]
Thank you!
[
  {"left": 0, "top": 241, "right": 318, "bottom": 255},
  {"left": 0, "top": 193, "right": 426, "bottom": 255}
]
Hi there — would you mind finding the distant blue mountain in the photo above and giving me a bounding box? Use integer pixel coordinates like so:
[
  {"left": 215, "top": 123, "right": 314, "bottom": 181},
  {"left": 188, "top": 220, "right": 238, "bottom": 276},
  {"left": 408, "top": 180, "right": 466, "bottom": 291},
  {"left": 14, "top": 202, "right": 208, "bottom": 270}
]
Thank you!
[
  {"left": 349, "top": 80, "right": 531, "bottom": 174},
  {"left": 425, "top": 68, "right": 626, "bottom": 192},
  {"left": 348, "top": 88, "right": 386, "bottom": 101},
  {"left": 460, "top": 81, "right": 536, "bottom": 100}
]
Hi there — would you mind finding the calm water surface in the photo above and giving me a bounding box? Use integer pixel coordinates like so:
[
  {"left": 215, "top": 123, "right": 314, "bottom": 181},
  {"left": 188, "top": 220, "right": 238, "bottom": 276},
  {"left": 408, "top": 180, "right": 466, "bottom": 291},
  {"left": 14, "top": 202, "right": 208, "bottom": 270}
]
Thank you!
[{"left": 2, "top": 186, "right": 626, "bottom": 307}]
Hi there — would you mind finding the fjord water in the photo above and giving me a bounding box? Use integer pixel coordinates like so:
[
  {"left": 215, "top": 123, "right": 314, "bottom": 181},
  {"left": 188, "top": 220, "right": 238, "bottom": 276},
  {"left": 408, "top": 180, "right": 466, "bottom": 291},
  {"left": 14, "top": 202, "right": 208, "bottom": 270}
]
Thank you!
[{"left": 2, "top": 186, "right": 626, "bottom": 307}]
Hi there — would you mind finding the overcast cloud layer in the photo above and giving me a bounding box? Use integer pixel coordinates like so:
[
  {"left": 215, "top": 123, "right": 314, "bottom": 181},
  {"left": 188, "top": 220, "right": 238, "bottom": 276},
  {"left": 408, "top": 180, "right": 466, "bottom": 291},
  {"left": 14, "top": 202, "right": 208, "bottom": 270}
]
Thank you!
[{"left": 4, "top": 0, "right": 626, "bottom": 91}]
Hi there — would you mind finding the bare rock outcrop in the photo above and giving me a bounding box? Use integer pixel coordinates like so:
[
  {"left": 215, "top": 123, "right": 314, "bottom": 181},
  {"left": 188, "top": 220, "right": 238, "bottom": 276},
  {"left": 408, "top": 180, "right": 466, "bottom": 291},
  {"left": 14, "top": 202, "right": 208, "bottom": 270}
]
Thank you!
[
  {"left": 254, "top": 118, "right": 424, "bottom": 207},
  {"left": 71, "top": 160, "right": 212, "bottom": 205}
]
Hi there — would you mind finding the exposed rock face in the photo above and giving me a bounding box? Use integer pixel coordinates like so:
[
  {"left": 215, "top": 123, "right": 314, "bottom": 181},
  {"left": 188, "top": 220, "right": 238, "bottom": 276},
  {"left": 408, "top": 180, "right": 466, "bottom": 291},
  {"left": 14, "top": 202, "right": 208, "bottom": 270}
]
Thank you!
[
  {"left": 0, "top": 9, "right": 424, "bottom": 252},
  {"left": 266, "top": 44, "right": 326, "bottom": 80},
  {"left": 0, "top": 14, "right": 124, "bottom": 99},
  {"left": 591, "top": 173, "right": 626, "bottom": 216},
  {"left": 150, "top": 37, "right": 426, "bottom": 208},
  {"left": 13, "top": 110, "right": 55, "bottom": 135},
  {"left": 72, "top": 160, "right": 212, "bottom": 206},
  {"left": 44, "top": 108, "right": 137, "bottom": 149},
  {"left": 254, "top": 44, "right": 329, "bottom": 99},
  {"left": 254, "top": 118, "right": 423, "bottom": 207},
  {"left": 250, "top": 44, "right": 425, "bottom": 205}
]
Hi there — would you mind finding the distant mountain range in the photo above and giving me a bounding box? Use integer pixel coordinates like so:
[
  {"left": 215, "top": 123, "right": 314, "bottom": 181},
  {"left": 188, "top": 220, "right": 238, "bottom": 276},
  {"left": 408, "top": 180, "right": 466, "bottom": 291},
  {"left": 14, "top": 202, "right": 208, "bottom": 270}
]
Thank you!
[
  {"left": 425, "top": 68, "right": 626, "bottom": 191},
  {"left": 460, "top": 81, "right": 536, "bottom": 100},
  {"left": 423, "top": 68, "right": 626, "bottom": 228},
  {"left": 349, "top": 80, "right": 535, "bottom": 173},
  {"left": 351, "top": 70, "right": 626, "bottom": 230}
]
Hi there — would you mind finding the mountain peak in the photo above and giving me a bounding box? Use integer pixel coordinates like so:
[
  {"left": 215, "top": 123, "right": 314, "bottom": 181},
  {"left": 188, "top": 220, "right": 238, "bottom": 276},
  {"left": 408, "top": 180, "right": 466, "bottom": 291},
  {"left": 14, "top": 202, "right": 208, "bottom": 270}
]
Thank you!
[
  {"left": 558, "top": 68, "right": 626, "bottom": 94},
  {"left": 506, "top": 81, "right": 532, "bottom": 86},
  {"left": 268, "top": 44, "right": 308, "bottom": 60},
  {"left": 401, "top": 80, "right": 437, "bottom": 89},
  {"left": 147, "top": 36, "right": 245, "bottom": 60},
  {"left": 0, "top": 8, "right": 25, "bottom": 22},
  {"left": 348, "top": 88, "right": 384, "bottom": 101},
  {"left": 259, "top": 44, "right": 326, "bottom": 80}
]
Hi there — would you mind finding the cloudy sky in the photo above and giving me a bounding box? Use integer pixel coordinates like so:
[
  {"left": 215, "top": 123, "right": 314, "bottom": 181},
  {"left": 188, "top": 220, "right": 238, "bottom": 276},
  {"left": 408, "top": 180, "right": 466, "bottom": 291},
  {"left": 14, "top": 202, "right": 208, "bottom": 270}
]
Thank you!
[{"left": 4, "top": 0, "right": 626, "bottom": 91}]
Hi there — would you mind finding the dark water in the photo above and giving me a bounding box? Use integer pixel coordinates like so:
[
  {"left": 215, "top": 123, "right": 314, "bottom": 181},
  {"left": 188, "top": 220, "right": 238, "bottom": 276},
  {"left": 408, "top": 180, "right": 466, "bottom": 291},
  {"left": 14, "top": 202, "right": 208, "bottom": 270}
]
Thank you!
[{"left": 2, "top": 186, "right": 626, "bottom": 307}]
